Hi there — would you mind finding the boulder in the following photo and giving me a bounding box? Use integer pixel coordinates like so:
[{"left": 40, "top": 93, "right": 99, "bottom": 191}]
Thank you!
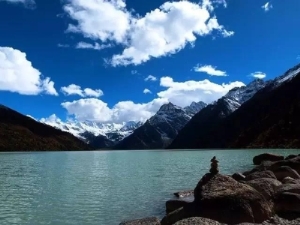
[
  {"left": 282, "top": 177, "right": 296, "bottom": 184},
  {"left": 285, "top": 155, "right": 298, "bottom": 160},
  {"left": 232, "top": 173, "right": 246, "bottom": 181},
  {"left": 161, "top": 173, "right": 273, "bottom": 225},
  {"left": 276, "top": 184, "right": 300, "bottom": 195},
  {"left": 174, "top": 217, "right": 222, "bottom": 225},
  {"left": 282, "top": 177, "right": 300, "bottom": 185},
  {"left": 120, "top": 217, "right": 160, "bottom": 225},
  {"left": 274, "top": 192, "right": 300, "bottom": 215},
  {"left": 246, "top": 178, "right": 282, "bottom": 200},
  {"left": 245, "top": 170, "right": 277, "bottom": 181},
  {"left": 272, "top": 166, "right": 300, "bottom": 181},
  {"left": 269, "top": 157, "right": 300, "bottom": 174},
  {"left": 166, "top": 197, "right": 194, "bottom": 214},
  {"left": 253, "top": 153, "right": 284, "bottom": 165},
  {"left": 174, "top": 190, "right": 194, "bottom": 198}
]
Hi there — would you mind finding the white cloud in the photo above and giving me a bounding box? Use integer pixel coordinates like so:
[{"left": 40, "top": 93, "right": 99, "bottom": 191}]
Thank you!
[
  {"left": 131, "top": 70, "right": 138, "bottom": 75},
  {"left": 0, "top": 0, "right": 35, "bottom": 7},
  {"left": 143, "top": 88, "right": 152, "bottom": 94},
  {"left": 75, "top": 42, "right": 111, "bottom": 50},
  {"left": 194, "top": 64, "right": 227, "bottom": 76},
  {"left": 61, "top": 98, "right": 168, "bottom": 123},
  {"left": 262, "top": 2, "right": 273, "bottom": 12},
  {"left": 61, "top": 84, "right": 103, "bottom": 98},
  {"left": 61, "top": 77, "right": 244, "bottom": 123},
  {"left": 250, "top": 71, "right": 266, "bottom": 79},
  {"left": 145, "top": 75, "right": 157, "bottom": 82},
  {"left": 63, "top": 0, "right": 233, "bottom": 66},
  {"left": 297, "top": 55, "right": 300, "bottom": 60},
  {"left": 0, "top": 47, "right": 58, "bottom": 96},
  {"left": 157, "top": 76, "right": 245, "bottom": 107}
]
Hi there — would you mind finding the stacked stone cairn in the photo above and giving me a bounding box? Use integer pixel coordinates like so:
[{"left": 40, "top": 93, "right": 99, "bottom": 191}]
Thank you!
[{"left": 210, "top": 156, "right": 219, "bottom": 174}]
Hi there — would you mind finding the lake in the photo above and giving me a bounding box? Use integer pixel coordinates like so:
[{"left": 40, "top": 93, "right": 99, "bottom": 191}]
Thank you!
[{"left": 0, "top": 149, "right": 299, "bottom": 225}]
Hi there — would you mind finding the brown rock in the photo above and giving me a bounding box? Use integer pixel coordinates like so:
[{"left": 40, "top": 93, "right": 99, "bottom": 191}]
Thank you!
[
  {"left": 120, "top": 217, "right": 160, "bottom": 225},
  {"left": 276, "top": 184, "right": 300, "bottom": 195},
  {"left": 245, "top": 170, "right": 277, "bottom": 181},
  {"left": 174, "top": 217, "right": 222, "bottom": 225},
  {"left": 246, "top": 178, "right": 282, "bottom": 200},
  {"left": 253, "top": 153, "right": 284, "bottom": 165},
  {"left": 273, "top": 166, "right": 300, "bottom": 181},
  {"left": 161, "top": 174, "right": 273, "bottom": 225},
  {"left": 232, "top": 173, "right": 246, "bottom": 181},
  {"left": 285, "top": 155, "right": 298, "bottom": 160},
  {"left": 274, "top": 192, "right": 300, "bottom": 215}
]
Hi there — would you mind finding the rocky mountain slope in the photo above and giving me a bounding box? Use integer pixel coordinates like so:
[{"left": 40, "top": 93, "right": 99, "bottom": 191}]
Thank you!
[
  {"left": 0, "top": 105, "right": 92, "bottom": 151},
  {"left": 168, "top": 63, "right": 300, "bottom": 149},
  {"left": 40, "top": 118, "right": 143, "bottom": 149},
  {"left": 114, "top": 101, "right": 207, "bottom": 150}
]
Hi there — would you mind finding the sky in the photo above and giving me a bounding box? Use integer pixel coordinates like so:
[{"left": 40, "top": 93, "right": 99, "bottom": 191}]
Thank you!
[{"left": 0, "top": 0, "right": 299, "bottom": 124}]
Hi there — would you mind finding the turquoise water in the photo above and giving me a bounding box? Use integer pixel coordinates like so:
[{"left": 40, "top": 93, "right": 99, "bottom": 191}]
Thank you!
[{"left": 0, "top": 149, "right": 299, "bottom": 225}]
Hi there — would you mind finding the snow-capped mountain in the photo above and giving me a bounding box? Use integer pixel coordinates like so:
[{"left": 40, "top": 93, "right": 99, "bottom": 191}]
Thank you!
[
  {"left": 114, "top": 101, "right": 207, "bottom": 150},
  {"left": 40, "top": 117, "right": 143, "bottom": 147},
  {"left": 169, "top": 63, "right": 300, "bottom": 149}
]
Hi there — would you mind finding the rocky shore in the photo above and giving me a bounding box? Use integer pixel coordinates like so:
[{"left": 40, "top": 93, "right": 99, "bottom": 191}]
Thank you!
[{"left": 120, "top": 153, "right": 300, "bottom": 225}]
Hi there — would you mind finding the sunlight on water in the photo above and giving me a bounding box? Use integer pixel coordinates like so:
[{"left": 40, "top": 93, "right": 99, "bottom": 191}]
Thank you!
[{"left": 0, "top": 149, "right": 299, "bottom": 225}]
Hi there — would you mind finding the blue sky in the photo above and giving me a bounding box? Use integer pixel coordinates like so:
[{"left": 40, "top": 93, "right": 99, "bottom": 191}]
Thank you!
[{"left": 0, "top": 0, "right": 299, "bottom": 124}]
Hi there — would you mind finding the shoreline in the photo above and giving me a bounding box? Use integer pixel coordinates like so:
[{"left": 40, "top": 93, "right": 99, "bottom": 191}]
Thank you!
[{"left": 120, "top": 152, "right": 300, "bottom": 225}]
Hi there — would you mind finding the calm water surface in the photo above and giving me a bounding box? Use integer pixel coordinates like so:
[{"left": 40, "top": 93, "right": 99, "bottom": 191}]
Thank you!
[{"left": 0, "top": 149, "right": 299, "bottom": 225}]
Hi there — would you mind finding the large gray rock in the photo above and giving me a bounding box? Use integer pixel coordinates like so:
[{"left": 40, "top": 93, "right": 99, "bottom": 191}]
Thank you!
[
  {"left": 245, "top": 170, "right": 277, "bottom": 181},
  {"left": 282, "top": 177, "right": 300, "bottom": 185},
  {"left": 120, "top": 217, "right": 160, "bottom": 225},
  {"left": 174, "top": 217, "right": 222, "bottom": 225},
  {"left": 232, "top": 173, "right": 246, "bottom": 181},
  {"left": 273, "top": 166, "right": 300, "bottom": 181},
  {"left": 161, "top": 173, "right": 273, "bottom": 225},
  {"left": 246, "top": 178, "right": 282, "bottom": 200},
  {"left": 253, "top": 153, "right": 284, "bottom": 165}
]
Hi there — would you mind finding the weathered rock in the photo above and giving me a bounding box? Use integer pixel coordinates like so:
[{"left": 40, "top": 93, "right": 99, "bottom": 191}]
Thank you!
[
  {"left": 282, "top": 177, "right": 296, "bottom": 184},
  {"left": 253, "top": 153, "right": 284, "bottom": 165},
  {"left": 282, "top": 177, "right": 300, "bottom": 185},
  {"left": 269, "top": 157, "right": 300, "bottom": 174},
  {"left": 161, "top": 174, "right": 273, "bottom": 225},
  {"left": 245, "top": 170, "right": 277, "bottom": 181},
  {"left": 274, "top": 192, "right": 300, "bottom": 215},
  {"left": 272, "top": 166, "right": 300, "bottom": 181},
  {"left": 276, "top": 184, "right": 300, "bottom": 195},
  {"left": 166, "top": 197, "right": 194, "bottom": 214},
  {"left": 174, "top": 217, "right": 222, "bottom": 225},
  {"left": 285, "top": 155, "right": 298, "bottom": 160},
  {"left": 232, "top": 173, "right": 246, "bottom": 181},
  {"left": 246, "top": 178, "right": 282, "bottom": 200},
  {"left": 174, "top": 190, "right": 194, "bottom": 198},
  {"left": 120, "top": 217, "right": 160, "bottom": 225}
]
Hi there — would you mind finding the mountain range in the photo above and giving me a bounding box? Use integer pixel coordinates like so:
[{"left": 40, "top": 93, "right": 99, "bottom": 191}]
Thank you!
[
  {"left": 1, "top": 63, "right": 300, "bottom": 151},
  {"left": 0, "top": 105, "right": 91, "bottom": 151},
  {"left": 168, "top": 63, "right": 300, "bottom": 149},
  {"left": 114, "top": 101, "right": 207, "bottom": 149}
]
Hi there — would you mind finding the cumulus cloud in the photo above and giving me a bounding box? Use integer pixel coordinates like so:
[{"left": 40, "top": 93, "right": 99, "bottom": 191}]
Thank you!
[
  {"left": 63, "top": 0, "right": 233, "bottom": 66},
  {"left": 61, "top": 77, "right": 244, "bottom": 123},
  {"left": 143, "top": 88, "right": 152, "bottom": 94},
  {"left": 145, "top": 75, "right": 157, "bottom": 82},
  {"left": 261, "top": 2, "right": 273, "bottom": 12},
  {"left": 40, "top": 114, "right": 62, "bottom": 123},
  {"left": 158, "top": 77, "right": 245, "bottom": 107},
  {"left": 75, "top": 42, "right": 111, "bottom": 51},
  {"left": 0, "top": 0, "right": 36, "bottom": 8},
  {"left": 61, "top": 98, "right": 168, "bottom": 123},
  {"left": 194, "top": 64, "right": 227, "bottom": 76},
  {"left": 0, "top": 47, "right": 58, "bottom": 96},
  {"left": 61, "top": 84, "right": 103, "bottom": 98},
  {"left": 250, "top": 71, "right": 267, "bottom": 79}
]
